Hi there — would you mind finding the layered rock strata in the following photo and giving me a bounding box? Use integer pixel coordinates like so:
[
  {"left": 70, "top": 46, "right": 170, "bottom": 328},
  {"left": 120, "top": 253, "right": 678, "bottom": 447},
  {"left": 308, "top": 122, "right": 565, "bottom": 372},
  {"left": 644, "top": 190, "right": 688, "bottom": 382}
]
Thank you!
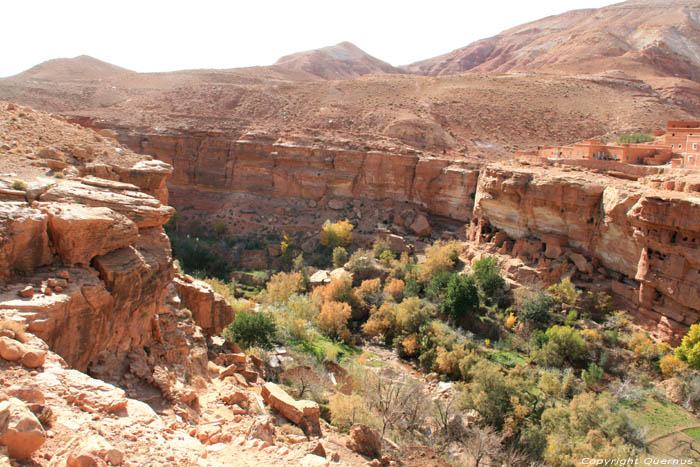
[{"left": 468, "top": 165, "right": 700, "bottom": 343}]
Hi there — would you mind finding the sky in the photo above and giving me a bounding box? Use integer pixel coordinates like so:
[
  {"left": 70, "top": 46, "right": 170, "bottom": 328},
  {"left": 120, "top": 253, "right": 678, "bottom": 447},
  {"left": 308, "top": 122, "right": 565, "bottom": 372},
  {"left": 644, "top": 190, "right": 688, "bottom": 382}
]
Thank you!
[{"left": 2, "top": 0, "right": 618, "bottom": 77}]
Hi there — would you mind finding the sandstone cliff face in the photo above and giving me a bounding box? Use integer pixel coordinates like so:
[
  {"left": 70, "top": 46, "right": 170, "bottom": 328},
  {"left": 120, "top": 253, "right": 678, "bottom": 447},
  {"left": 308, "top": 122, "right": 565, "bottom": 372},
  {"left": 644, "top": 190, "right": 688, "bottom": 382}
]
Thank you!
[
  {"left": 0, "top": 103, "right": 179, "bottom": 371},
  {"left": 118, "top": 131, "right": 480, "bottom": 224},
  {"left": 470, "top": 165, "right": 700, "bottom": 342},
  {"left": 0, "top": 170, "right": 174, "bottom": 371}
]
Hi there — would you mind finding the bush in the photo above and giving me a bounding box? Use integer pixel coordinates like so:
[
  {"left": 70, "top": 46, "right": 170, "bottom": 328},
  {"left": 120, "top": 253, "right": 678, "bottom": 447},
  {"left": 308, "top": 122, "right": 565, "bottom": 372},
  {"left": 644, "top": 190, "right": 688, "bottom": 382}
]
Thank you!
[
  {"left": 378, "top": 250, "right": 395, "bottom": 267},
  {"left": 314, "top": 274, "right": 357, "bottom": 307},
  {"left": 547, "top": 278, "right": 581, "bottom": 312},
  {"left": 328, "top": 393, "right": 376, "bottom": 430},
  {"left": 420, "top": 240, "right": 460, "bottom": 283},
  {"left": 355, "top": 278, "right": 383, "bottom": 308},
  {"left": 537, "top": 325, "right": 588, "bottom": 368},
  {"left": 472, "top": 256, "right": 505, "bottom": 298},
  {"left": 170, "top": 234, "right": 232, "bottom": 279},
  {"left": 11, "top": 180, "right": 27, "bottom": 191},
  {"left": 519, "top": 291, "right": 555, "bottom": 327},
  {"left": 404, "top": 277, "right": 420, "bottom": 297},
  {"left": 676, "top": 324, "right": 700, "bottom": 369},
  {"left": 275, "top": 294, "right": 320, "bottom": 342},
  {"left": 372, "top": 237, "right": 392, "bottom": 259},
  {"left": 223, "top": 312, "right": 277, "bottom": 350},
  {"left": 332, "top": 246, "right": 348, "bottom": 268},
  {"left": 389, "top": 252, "right": 417, "bottom": 281},
  {"left": 319, "top": 301, "right": 352, "bottom": 341},
  {"left": 441, "top": 274, "right": 479, "bottom": 320},
  {"left": 345, "top": 249, "right": 376, "bottom": 280},
  {"left": 214, "top": 222, "right": 227, "bottom": 237},
  {"left": 581, "top": 362, "right": 604, "bottom": 388},
  {"left": 425, "top": 270, "right": 456, "bottom": 301},
  {"left": 384, "top": 278, "right": 405, "bottom": 302},
  {"left": 660, "top": 354, "right": 688, "bottom": 378},
  {"left": 265, "top": 271, "right": 304, "bottom": 304},
  {"left": 320, "top": 219, "right": 354, "bottom": 248}
]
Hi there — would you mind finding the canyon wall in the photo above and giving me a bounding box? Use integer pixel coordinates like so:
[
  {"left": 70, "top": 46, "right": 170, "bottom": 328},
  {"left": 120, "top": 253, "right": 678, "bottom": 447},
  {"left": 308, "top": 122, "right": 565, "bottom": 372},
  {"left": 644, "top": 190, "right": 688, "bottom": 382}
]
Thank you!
[
  {"left": 0, "top": 162, "right": 176, "bottom": 371},
  {"left": 73, "top": 121, "right": 700, "bottom": 343},
  {"left": 115, "top": 130, "right": 480, "bottom": 223},
  {"left": 469, "top": 165, "right": 700, "bottom": 343}
]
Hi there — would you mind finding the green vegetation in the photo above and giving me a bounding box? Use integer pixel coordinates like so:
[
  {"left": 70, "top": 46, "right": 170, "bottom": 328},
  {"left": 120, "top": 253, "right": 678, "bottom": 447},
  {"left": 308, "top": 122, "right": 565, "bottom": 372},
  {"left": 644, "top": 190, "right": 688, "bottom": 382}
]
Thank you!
[
  {"left": 223, "top": 311, "right": 277, "bottom": 350},
  {"left": 618, "top": 132, "right": 654, "bottom": 144},
  {"left": 164, "top": 223, "right": 688, "bottom": 464},
  {"left": 11, "top": 179, "right": 27, "bottom": 191}
]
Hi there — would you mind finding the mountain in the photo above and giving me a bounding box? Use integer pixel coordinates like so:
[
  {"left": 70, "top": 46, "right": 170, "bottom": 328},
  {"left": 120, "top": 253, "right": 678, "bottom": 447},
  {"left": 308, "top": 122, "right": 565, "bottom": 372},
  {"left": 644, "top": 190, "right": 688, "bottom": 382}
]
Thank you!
[
  {"left": 14, "top": 55, "right": 134, "bottom": 81},
  {"left": 406, "top": 0, "right": 700, "bottom": 81},
  {"left": 274, "top": 41, "right": 405, "bottom": 79}
]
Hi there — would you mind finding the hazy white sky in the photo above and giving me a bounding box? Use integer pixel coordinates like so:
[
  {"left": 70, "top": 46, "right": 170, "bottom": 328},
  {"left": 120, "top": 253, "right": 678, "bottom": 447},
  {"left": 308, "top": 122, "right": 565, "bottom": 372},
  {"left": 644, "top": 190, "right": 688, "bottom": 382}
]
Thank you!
[{"left": 2, "top": 0, "right": 618, "bottom": 77}]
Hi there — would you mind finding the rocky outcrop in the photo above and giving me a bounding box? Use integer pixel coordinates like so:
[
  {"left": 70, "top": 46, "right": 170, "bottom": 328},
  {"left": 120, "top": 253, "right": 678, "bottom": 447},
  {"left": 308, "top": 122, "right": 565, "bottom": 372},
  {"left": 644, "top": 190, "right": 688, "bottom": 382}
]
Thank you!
[
  {"left": 469, "top": 165, "right": 700, "bottom": 343},
  {"left": 172, "top": 274, "right": 236, "bottom": 337},
  {"left": 0, "top": 398, "right": 47, "bottom": 460},
  {"left": 261, "top": 383, "right": 321, "bottom": 436},
  {"left": 118, "top": 131, "right": 480, "bottom": 224}
]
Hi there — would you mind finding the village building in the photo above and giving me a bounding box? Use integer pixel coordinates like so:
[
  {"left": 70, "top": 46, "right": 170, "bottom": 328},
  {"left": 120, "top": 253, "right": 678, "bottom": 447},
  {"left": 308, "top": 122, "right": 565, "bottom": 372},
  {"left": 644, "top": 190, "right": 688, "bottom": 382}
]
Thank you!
[{"left": 517, "top": 121, "right": 700, "bottom": 169}]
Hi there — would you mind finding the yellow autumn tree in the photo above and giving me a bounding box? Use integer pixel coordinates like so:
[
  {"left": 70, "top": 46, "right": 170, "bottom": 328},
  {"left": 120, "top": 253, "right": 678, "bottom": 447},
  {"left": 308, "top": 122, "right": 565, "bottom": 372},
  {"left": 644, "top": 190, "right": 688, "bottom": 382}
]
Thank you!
[{"left": 320, "top": 219, "right": 354, "bottom": 248}]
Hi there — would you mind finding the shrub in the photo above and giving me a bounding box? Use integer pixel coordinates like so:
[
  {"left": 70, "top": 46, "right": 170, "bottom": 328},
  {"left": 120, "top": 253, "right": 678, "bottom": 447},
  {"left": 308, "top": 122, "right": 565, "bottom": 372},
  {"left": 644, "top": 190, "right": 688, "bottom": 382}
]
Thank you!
[
  {"left": 319, "top": 301, "right": 352, "bottom": 341},
  {"left": 54, "top": 171, "right": 65, "bottom": 179},
  {"left": 434, "top": 343, "right": 472, "bottom": 379},
  {"left": 403, "top": 277, "right": 420, "bottom": 297},
  {"left": 547, "top": 278, "right": 581, "bottom": 312},
  {"left": 389, "top": 252, "right": 417, "bottom": 281},
  {"left": 378, "top": 250, "right": 395, "bottom": 267},
  {"left": 472, "top": 256, "right": 505, "bottom": 297},
  {"left": 581, "top": 362, "right": 604, "bottom": 388},
  {"left": 320, "top": 219, "right": 353, "bottom": 248},
  {"left": 275, "top": 294, "right": 320, "bottom": 342},
  {"left": 314, "top": 274, "right": 357, "bottom": 307},
  {"left": 537, "top": 325, "right": 588, "bottom": 368},
  {"left": 10, "top": 180, "right": 27, "bottom": 191},
  {"left": 505, "top": 313, "right": 517, "bottom": 329},
  {"left": 628, "top": 332, "right": 667, "bottom": 363},
  {"left": 214, "top": 222, "right": 227, "bottom": 237},
  {"left": 395, "top": 297, "right": 435, "bottom": 336},
  {"left": 332, "top": 246, "right": 348, "bottom": 268},
  {"left": 328, "top": 393, "right": 376, "bottom": 430},
  {"left": 384, "top": 278, "right": 405, "bottom": 302},
  {"left": 355, "top": 278, "right": 383, "bottom": 308},
  {"left": 420, "top": 240, "right": 460, "bottom": 283},
  {"left": 223, "top": 312, "right": 277, "bottom": 350},
  {"left": 441, "top": 274, "right": 479, "bottom": 320},
  {"left": 265, "top": 271, "right": 304, "bottom": 304},
  {"left": 345, "top": 249, "right": 376, "bottom": 280},
  {"left": 372, "top": 237, "right": 392, "bottom": 259},
  {"left": 660, "top": 354, "right": 688, "bottom": 378},
  {"left": 425, "top": 270, "right": 456, "bottom": 301},
  {"left": 676, "top": 324, "right": 700, "bottom": 369},
  {"left": 363, "top": 302, "right": 397, "bottom": 342},
  {"left": 519, "top": 291, "right": 555, "bottom": 327}
]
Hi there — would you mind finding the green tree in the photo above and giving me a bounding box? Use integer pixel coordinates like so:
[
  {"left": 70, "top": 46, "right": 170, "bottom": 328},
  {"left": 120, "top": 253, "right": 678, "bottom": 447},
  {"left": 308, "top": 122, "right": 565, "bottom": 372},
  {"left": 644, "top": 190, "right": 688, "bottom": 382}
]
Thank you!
[
  {"left": 223, "top": 312, "right": 277, "bottom": 350},
  {"left": 676, "top": 323, "right": 700, "bottom": 369},
  {"left": 472, "top": 256, "right": 505, "bottom": 298},
  {"left": 441, "top": 274, "right": 479, "bottom": 320},
  {"left": 520, "top": 291, "right": 555, "bottom": 327}
]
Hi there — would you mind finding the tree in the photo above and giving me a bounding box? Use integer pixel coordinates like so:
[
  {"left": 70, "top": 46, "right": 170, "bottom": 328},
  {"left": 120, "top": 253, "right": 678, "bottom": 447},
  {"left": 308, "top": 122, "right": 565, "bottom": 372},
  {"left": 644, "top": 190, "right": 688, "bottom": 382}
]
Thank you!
[
  {"left": 319, "top": 301, "right": 352, "bottom": 341},
  {"left": 332, "top": 246, "right": 348, "bottom": 268},
  {"left": 460, "top": 425, "right": 505, "bottom": 467},
  {"left": 223, "top": 312, "right": 277, "bottom": 350},
  {"left": 676, "top": 323, "right": 700, "bottom": 369},
  {"left": 320, "top": 219, "right": 354, "bottom": 248},
  {"left": 441, "top": 274, "right": 479, "bottom": 320},
  {"left": 471, "top": 256, "right": 505, "bottom": 298},
  {"left": 265, "top": 271, "right": 304, "bottom": 304},
  {"left": 519, "top": 290, "right": 555, "bottom": 327}
]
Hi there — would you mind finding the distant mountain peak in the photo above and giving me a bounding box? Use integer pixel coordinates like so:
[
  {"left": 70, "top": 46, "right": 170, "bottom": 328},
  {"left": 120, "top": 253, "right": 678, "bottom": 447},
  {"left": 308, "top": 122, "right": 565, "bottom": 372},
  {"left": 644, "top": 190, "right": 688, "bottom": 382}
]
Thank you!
[
  {"left": 14, "top": 55, "right": 133, "bottom": 81},
  {"left": 274, "top": 41, "right": 406, "bottom": 80}
]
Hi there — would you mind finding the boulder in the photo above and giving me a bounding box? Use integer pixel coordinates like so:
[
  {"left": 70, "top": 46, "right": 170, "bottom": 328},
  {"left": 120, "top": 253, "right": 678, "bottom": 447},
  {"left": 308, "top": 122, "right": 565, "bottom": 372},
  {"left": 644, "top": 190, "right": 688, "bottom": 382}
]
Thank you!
[
  {"left": 247, "top": 416, "right": 276, "bottom": 444},
  {"left": 261, "top": 383, "right": 321, "bottom": 436},
  {"left": 0, "top": 202, "right": 52, "bottom": 285},
  {"left": 38, "top": 202, "right": 138, "bottom": 265},
  {"left": 20, "top": 350, "right": 46, "bottom": 369},
  {"left": 18, "top": 287, "right": 34, "bottom": 298},
  {"left": 409, "top": 214, "right": 431, "bottom": 237},
  {"left": 568, "top": 252, "right": 593, "bottom": 275},
  {"left": 0, "top": 398, "right": 46, "bottom": 460},
  {"left": 173, "top": 275, "right": 235, "bottom": 336},
  {"left": 0, "top": 337, "right": 26, "bottom": 362},
  {"left": 347, "top": 424, "right": 381, "bottom": 458},
  {"left": 310, "top": 441, "right": 326, "bottom": 458},
  {"left": 309, "top": 270, "right": 330, "bottom": 286}
]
